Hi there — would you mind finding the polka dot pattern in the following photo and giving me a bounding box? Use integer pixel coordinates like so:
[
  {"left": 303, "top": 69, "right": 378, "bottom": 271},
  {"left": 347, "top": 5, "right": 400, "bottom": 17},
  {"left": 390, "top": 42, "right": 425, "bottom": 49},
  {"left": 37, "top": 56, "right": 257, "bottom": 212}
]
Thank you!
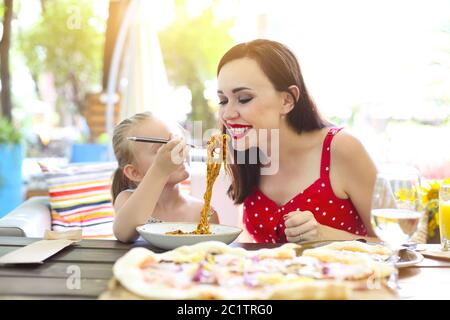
[{"left": 242, "top": 127, "right": 368, "bottom": 243}]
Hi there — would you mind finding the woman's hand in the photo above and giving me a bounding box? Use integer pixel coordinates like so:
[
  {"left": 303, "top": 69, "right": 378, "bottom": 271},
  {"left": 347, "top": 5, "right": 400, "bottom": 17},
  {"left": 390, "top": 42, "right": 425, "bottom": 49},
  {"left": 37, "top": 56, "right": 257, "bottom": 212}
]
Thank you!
[
  {"left": 153, "top": 138, "right": 189, "bottom": 176},
  {"left": 284, "top": 210, "right": 322, "bottom": 243}
]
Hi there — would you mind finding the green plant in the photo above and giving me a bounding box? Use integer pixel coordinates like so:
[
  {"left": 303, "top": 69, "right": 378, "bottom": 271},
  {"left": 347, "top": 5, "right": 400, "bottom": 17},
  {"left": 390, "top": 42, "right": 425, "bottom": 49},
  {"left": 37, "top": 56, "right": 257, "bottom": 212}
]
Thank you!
[
  {"left": 19, "top": 0, "right": 105, "bottom": 123},
  {"left": 0, "top": 0, "right": 14, "bottom": 121},
  {"left": 0, "top": 116, "right": 21, "bottom": 144},
  {"left": 159, "top": 0, "right": 234, "bottom": 130}
]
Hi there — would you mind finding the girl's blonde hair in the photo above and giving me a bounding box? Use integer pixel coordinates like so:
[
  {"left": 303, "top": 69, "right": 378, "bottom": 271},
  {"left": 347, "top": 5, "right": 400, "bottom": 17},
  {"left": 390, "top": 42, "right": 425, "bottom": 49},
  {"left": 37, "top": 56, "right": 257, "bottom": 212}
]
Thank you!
[{"left": 111, "top": 112, "right": 153, "bottom": 202}]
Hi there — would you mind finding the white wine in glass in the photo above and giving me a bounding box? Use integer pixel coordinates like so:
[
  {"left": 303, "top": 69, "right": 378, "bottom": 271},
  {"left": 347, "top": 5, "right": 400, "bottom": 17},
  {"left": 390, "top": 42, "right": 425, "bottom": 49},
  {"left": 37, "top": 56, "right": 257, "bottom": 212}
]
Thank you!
[
  {"left": 370, "top": 165, "right": 423, "bottom": 288},
  {"left": 371, "top": 209, "right": 422, "bottom": 249}
]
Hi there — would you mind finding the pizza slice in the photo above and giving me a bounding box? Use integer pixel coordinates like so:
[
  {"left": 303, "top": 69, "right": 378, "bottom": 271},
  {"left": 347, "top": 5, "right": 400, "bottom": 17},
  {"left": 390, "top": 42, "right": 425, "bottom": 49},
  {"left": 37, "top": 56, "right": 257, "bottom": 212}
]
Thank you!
[{"left": 316, "top": 240, "right": 392, "bottom": 258}]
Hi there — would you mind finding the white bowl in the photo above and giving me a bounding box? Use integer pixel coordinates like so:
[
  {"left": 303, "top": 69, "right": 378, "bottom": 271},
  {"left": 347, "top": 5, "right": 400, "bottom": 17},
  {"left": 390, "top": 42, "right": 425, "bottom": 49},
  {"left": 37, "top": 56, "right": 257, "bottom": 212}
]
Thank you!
[{"left": 136, "top": 222, "right": 243, "bottom": 250}]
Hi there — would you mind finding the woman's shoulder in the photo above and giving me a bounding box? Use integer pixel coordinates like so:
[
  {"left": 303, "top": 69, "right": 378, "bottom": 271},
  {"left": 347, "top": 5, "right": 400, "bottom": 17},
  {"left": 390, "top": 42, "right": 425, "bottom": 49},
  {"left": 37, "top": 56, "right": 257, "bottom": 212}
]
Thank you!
[
  {"left": 330, "top": 129, "right": 366, "bottom": 161},
  {"left": 329, "top": 128, "right": 375, "bottom": 177}
]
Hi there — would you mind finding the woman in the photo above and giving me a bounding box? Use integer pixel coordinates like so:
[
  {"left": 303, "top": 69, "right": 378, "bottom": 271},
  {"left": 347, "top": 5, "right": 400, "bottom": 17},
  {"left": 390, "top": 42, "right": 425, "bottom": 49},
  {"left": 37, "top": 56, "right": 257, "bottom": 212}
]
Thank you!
[{"left": 217, "top": 39, "right": 377, "bottom": 243}]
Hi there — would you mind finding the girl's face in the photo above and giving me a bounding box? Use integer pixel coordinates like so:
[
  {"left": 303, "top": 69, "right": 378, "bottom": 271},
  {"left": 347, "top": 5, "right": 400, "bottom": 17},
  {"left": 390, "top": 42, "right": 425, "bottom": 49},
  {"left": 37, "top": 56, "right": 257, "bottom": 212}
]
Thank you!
[
  {"left": 130, "top": 119, "right": 189, "bottom": 185},
  {"left": 217, "top": 57, "right": 288, "bottom": 151}
]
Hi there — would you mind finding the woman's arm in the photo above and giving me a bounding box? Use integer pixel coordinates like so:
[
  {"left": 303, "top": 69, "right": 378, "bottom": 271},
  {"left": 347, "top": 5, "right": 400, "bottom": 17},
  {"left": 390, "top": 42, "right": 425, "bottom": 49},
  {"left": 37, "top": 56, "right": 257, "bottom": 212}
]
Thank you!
[
  {"left": 284, "top": 210, "right": 380, "bottom": 243},
  {"left": 284, "top": 131, "right": 380, "bottom": 244},
  {"left": 331, "top": 131, "right": 378, "bottom": 237}
]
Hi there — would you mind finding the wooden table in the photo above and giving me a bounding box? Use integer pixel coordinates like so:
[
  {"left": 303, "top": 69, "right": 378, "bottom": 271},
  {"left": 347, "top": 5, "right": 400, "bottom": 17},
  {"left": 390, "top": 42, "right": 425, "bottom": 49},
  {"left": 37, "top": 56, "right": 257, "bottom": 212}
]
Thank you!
[{"left": 0, "top": 237, "right": 449, "bottom": 300}]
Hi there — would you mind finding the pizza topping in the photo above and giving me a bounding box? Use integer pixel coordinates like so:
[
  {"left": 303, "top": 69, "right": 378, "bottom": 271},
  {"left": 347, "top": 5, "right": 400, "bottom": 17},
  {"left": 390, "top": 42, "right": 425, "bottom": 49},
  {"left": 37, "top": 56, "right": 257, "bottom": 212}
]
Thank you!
[
  {"left": 139, "top": 256, "right": 157, "bottom": 269},
  {"left": 322, "top": 265, "right": 330, "bottom": 276},
  {"left": 192, "top": 261, "right": 218, "bottom": 284},
  {"left": 316, "top": 262, "right": 373, "bottom": 280},
  {"left": 214, "top": 254, "right": 238, "bottom": 266},
  {"left": 205, "top": 253, "right": 215, "bottom": 264},
  {"left": 256, "top": 272, "right": 285, "bottom": 285},
  {"left": 156, "top": 261, "right": 183, "bottom": 273},
  {"left": 243, "top": 273, "right": 259, "bottom": 287}
]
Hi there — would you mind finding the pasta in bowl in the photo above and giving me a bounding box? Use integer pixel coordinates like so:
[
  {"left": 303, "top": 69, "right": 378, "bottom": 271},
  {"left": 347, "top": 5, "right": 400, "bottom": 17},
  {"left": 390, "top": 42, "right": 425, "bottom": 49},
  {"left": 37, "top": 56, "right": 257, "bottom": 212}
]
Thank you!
[{"left": 136, "top": 223, "right": 242, "bottom": 250}]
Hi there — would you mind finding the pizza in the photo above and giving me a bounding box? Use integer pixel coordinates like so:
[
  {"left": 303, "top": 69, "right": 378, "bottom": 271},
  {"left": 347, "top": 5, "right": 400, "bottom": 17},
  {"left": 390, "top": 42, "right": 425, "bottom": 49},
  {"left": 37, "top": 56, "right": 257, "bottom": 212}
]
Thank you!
[
  {"left": 309, "top": 240, "right": 392, "bottom": 259},
  {"left": 111, "top": 240, "right": 395, "bottom": 300}
]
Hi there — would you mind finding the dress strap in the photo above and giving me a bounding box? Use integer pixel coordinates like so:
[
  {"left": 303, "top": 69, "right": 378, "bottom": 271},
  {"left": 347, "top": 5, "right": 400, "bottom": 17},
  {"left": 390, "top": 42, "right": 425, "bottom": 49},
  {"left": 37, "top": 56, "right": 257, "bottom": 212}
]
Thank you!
[{"left": 320, "top": 127, "right": 344, "bottom": 179}]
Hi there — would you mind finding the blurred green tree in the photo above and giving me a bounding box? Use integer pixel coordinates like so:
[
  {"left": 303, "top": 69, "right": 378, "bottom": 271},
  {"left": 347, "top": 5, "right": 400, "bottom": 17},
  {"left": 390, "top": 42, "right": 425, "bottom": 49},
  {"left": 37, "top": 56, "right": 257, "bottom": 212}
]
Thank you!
[
  {"left": 159, "top": 0, "right": 234, "bottom": 130},
  {"left": 0, "top": 0, "right": 13, "bottom": 121},
  {"left": 19, "top": 0, "right": 105, "bottom": 126}
]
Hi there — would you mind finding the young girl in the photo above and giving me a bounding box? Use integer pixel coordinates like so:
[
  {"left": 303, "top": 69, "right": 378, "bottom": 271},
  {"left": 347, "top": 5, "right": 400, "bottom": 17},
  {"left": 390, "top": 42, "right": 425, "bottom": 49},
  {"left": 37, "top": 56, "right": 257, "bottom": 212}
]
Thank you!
[{"left": 111, "top": 112, "right": 219, "bottom": 243}]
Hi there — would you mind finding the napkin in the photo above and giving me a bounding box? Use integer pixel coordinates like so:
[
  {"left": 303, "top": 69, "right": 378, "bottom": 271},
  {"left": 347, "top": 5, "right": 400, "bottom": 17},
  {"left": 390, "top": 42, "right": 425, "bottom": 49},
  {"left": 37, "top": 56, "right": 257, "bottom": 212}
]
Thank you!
[{"left": 0, "top": 229, "right": 82, "bottom": 264}]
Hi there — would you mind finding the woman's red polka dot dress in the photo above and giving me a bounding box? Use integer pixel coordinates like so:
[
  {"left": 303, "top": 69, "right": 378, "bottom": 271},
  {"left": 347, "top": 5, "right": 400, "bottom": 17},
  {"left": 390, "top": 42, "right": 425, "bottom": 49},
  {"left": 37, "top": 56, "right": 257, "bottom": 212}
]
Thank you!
[{"left": 242, "top": 127, "right": 368, "bottom": 243}]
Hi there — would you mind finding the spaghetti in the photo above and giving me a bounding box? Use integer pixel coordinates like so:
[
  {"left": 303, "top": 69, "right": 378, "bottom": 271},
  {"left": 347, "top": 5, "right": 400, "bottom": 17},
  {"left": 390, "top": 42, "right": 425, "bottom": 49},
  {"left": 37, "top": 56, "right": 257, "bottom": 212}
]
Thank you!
[{"left": 166, "top": 133, "right": 229, "bottom": 235}]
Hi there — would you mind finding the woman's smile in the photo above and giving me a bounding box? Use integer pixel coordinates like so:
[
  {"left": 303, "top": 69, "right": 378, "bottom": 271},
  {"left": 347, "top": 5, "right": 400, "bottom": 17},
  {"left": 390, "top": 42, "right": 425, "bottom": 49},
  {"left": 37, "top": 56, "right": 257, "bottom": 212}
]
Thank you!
[{"left": 226, "top": 123, "right": 254, "bottom": 140}]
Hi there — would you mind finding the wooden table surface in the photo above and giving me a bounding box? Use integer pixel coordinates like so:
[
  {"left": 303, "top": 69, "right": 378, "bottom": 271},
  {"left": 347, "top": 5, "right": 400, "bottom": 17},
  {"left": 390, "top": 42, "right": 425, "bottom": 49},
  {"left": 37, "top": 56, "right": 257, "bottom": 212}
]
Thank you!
[{"left": 0, "top": 236, "right": 449, "bottom": 300}]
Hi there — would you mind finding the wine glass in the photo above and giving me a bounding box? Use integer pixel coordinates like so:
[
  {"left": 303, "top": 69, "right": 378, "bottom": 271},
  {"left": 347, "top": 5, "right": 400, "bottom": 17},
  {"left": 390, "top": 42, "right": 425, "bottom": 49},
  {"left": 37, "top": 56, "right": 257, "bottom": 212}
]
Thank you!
[{"left": 370, "top": 165, "right": 423, "bottom": 288}]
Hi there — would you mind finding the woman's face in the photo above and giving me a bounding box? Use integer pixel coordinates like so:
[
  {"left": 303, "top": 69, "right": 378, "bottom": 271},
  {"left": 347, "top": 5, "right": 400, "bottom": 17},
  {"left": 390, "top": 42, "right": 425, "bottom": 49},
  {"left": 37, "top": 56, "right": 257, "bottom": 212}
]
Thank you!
[
  {"left": 217, "top": 57, "right": 286, "bottom": 152},
  {"left": 130, "top": 119, "right": 189, "bottom": 185}
]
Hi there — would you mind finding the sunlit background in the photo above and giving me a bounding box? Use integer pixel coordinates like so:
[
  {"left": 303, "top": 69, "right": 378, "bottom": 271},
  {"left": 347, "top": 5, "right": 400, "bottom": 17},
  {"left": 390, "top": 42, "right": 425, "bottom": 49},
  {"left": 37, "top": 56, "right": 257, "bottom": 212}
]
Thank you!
[{"left": 0, "top": 0, "right": 449, "bottom": 215}]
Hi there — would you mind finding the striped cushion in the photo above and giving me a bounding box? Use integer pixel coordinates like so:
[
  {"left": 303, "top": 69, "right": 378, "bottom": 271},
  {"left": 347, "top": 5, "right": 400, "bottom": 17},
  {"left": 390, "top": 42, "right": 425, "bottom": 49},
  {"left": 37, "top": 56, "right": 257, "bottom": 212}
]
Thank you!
[{"left": 40, "top": 162, "right": 117, "bottom": 239}]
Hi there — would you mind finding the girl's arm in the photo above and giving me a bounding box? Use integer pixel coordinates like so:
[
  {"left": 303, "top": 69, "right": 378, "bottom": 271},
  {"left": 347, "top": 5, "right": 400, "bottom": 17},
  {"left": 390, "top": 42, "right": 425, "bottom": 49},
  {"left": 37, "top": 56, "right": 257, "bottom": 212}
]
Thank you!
[
  {"left": 209, "top": 207, "right": 220, "bottom": 224},
  {"left": 113, "top": 166, "right": 170, "bottom": 243},
  {"left": 113, "top": 139, "right": 186, "bottom": 243}
]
